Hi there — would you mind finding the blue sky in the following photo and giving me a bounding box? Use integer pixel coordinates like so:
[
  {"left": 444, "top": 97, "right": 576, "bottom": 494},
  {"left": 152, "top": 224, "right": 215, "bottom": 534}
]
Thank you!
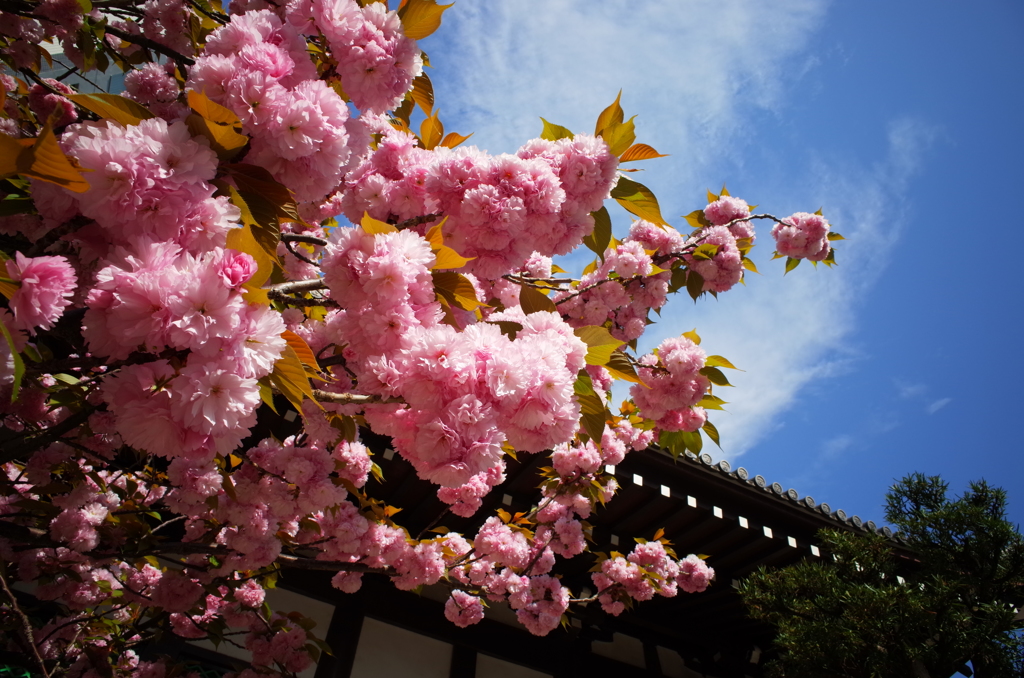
[{"left": 423, "top": 0, "right": 1024, "bottom": 527}]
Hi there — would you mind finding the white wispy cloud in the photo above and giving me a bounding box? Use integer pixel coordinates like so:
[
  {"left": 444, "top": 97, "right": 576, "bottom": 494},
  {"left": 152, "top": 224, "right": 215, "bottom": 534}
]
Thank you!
[
  {"left": 434, "top": 0, "right": 829, "bottom": 165},
  {"left": 431, "top": 2, "right": 936, "bottom": 461},
  {"left": 927, "top": 398, "right": 952, "bottom": 415}
]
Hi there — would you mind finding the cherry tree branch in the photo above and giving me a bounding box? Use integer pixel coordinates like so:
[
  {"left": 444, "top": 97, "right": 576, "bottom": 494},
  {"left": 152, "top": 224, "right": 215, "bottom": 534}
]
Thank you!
[
  {"left": 311, "top": 389, "right": 403, "bottom": 405},
  {"left": 0, "top": 568, "right": 51, "bottom": 678},
  {"left": 103, "top": 25, "right": 196, "bottom": 66}
]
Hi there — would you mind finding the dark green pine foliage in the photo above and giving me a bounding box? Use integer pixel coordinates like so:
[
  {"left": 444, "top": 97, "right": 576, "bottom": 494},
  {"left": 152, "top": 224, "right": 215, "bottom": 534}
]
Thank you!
[{"left": 739, "top": 474, "right": 1024, "bottom": 678}]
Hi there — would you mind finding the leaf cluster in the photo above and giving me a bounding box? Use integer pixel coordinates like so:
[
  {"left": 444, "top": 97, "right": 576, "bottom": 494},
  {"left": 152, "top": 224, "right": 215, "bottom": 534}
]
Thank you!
[{"left": 739, "top": 474, "right": 1024, "bottom": 678}]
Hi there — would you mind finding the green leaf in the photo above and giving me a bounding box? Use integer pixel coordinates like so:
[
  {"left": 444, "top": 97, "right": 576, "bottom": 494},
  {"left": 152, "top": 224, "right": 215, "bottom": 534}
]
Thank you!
[
  {"left": 488, "top": 320, "right": 522, "bottom": 339},
  {"left": 225, "top": 163, "right": 300, "bottom": 223},
  {"left": 580, "top": 406, "right": 607, "bottom": 444},
  {"left": 705, "top": 355, "right": 741, "bottom": 370},
  {"left": 784, "top": 257, "right": 801, "bottom": 274},
  {"left": 582, "top": 206, "right": 612, "bottom": 259},
  {"left": 702, "top": 420, "right": 722, "bottom": 448},
  {"left": 258, "top": 378, "right": 279, "bottom": 414},
  {"left": 668, "top": 264, "right": 688, "bottom": 294},
  {"left": 685, "top": 269, "right": 705, "bottom": 301},
  {"left": 827, "top": 231, "right": 845, "bottom": 241},
  {"left": 68, "top": 92, "right": 154, "bottom": 127},
  {"left": 698, "top": 394, "right": 728, "bottom": 410},
  {"left": 742, "top": 257, "right": 760, "bottom": 274},
  {"left": 610, "top": 176, "right": 668, "bottom": 226},
  {"left": 658, "top": 430, "right": 686, "bottom": 458},
  {"left": 0, "top": 316, "right": 24, "bottom": 403},
  {"left": 330, "top": 414, "right": 357, "bottom": 443},
  {"left": 700, "top": 366, "right": 732, "bottom": 387},
  {"left": 680, "top": 429, "right": 703, "bottom": 454},
  {"left": 518, "top": 284, "right": 557, "bottom": 314},
  {"left": 691, "top": 243, "right": 720, "bottom": 261},
  {"left": 605, "top": 349, "right": 643, "bottom": 384},
  {"left": 539, "top": 117, "right": 574, "bottom": 142},
  {"left": 684, "top": 209, "right": 712, "bottom": 230},
  {"left": 574, "top": 325, "right": 625, "bottom": 366},
  {"left": 573, "top": 370, "right": 597, "bottom": 397},
  {"left": 433, "top": 271, "right": 485, "bottom": 311}
]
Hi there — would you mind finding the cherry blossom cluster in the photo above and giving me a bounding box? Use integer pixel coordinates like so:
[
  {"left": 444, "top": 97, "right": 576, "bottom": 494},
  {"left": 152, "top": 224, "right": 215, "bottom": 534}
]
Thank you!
[
  {"left": 59, "top": 116, "right": 237, "bottom": 256},
  {"left": 340, "top": 127, "right": 618, "bottom": 278},
  {"left": 592, "top": 541, "right": 715, "bottom": 616},
  {"left": 0, "top": 0, "right": 842, "bottom": 671},
  {"left": 631, "top": 335, "right": 710, "bottom": 432},
  {"left": 557, "top": 220, "right": 684, "bottom": 341},
  {"left": 188, "top": 9, "right": 360, "bottom": 203}
]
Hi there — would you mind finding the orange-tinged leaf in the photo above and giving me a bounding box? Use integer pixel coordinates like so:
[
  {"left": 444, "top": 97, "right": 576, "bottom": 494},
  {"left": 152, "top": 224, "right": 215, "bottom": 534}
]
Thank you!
[
  {"left": 0, "top": 277, "right": 19, "bottom": 300},
  {"left": 610, "top": 176, "right": 668, "bottom": 226},
  {"left": 619, "top": 143, "right": 669, "bottom": 163},
  {"left": 68, "top": 93, "right": 154, "bottom": 127},
  {"left": 425, "top": 222, "right": 444, "bottom": 248},
  {"left": 410, "top": 73, "right": 433, "bottom": 115},
  {"left": 282, "top": 330, "right": 320, "bottom": 370},
  {"left": 270, "top": 345, "right": 320, "bottom": 413},
  {"left": 25, "top": 125, "right": 90, "bottom": 193},
  {"left": 225, "top": 223, "right": 275, "bottom": 288},
  {"left": 185, "top": 113, "right": 248, "bottom": 161},
  {"left": 601, "top": 116, "right": 636, "bottom": 157},
  {"left": 187, "top": 89, "right": 241, "bottom": 126},
  {"left": 420, "top": 109, "right": 443, "bottom": 150},
  {"left": 0, "top": 134, "right": 29, "bottom": 176},
  {"left": 432, "top": 244, "right": 473, "bottom": 270},
  {"left": 440, "top": 131, "right": 472, "bottom": 148},
  {"left": 361, "top": 212, "right": 397, "bottom": 234},
  {"left": 398, "top": 0, "right": 452, "bottom": 40},
  {"left": 595, "top": 90, "right": 624, "bottom": 137}
]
